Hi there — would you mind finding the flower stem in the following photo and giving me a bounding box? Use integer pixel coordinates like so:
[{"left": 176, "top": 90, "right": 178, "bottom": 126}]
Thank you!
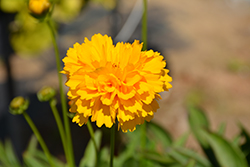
[
  {"left": 49, "top": 98, "right": 69, "bottom": 165},
  {"left": 142, "top": 0, "right": 147, "bottom": 51},
  {"left": 86, "top": 121, "right": 99, "bottom": 167},
  {"left": 86, "top": 121, "right": 98, "bottom": 154},
  {"left": 47, "top": 19, "right": 75, "bottom": 167},
  {"left": 23, "top": 111, "right": 55, "bottom": 167},
  {"left": 141, "top": 0, "right": 148, "bottom": 166},
  {"left": 110, "top": 125, "right": 115, "bottom": 167}
]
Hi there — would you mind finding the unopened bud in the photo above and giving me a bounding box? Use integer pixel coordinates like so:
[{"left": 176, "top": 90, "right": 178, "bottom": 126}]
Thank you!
[
  {"left": 37, "top": 86, "right": 56, "bottom": 102},
  {"left": 9, "top": 96, "right": 29, "bottom": 115},
  {"left": 28, "top": 0, "right": 51, "bottom": 16}
]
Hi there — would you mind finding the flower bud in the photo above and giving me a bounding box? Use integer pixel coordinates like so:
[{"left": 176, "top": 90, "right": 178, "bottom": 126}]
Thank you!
[
  {"left": 28, "top": 0, "right": 51, "bottom": 16},
  {"left": 9, "top": 96, "right": 29, "bottom": 115},
  {"left": 37, "top": 86, "right": 56, "bottom": 102}
]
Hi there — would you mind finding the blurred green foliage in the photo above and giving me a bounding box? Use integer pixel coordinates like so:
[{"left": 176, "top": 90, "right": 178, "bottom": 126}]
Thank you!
[
  {"left": 227, "top": 58, "right": 250, "bottom": 74},
  {"left": 2, "top": 106, "right": 250, "bottom": 167},
  {"left": 0, "top": 0, "right": 117, "bottom": 56}
]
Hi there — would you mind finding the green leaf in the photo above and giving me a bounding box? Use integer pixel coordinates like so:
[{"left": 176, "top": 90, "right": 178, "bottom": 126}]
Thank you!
[
  {"left": 122, "top": 157, "right": 139, "bottom": 167},
  {"left": 23, "top": 152, "right": 48, "bottom": 167},
  {"left": 114, "top": 128, "right": 142, "bottom": 167},
  {"left": 99, "top": 147, "right": 109, "bottom": 167},
  {"left": 185, "top": 159, "right": 196, "bottom": 167},
  {"left": 4, "top": 140, "right": 21, "bottom": 167},
  {"left": 232, "top": 135, "right": 241, "bottom": 147},
  {"left": 188, "top": 106, "right": 209, "bottom": 147},
  {"left": 167, "top": 149, "right": 187, "bottom": 165},
  {"left": 173, "top": 132, "right": 189, "bottom": 147},
  {"left": 148, "top": 122, "right": 172, "bottom": 147},
  {"left": 203, "top": 130, "right": 248, "bottom": 167},
  {"left": 26, "top": 135, "right": 38, "bottom": 155},
  {"left": 173, "top": 147, "right": 212, "bottom": 167},
  {"left": 217, "top": 122, "right": 226, "bottom": 136},
  {"left": 79, "top": 130, "right": 102, "bottom": 167},
  {"left": 238, "top": 123, "right": 250, "bottom": 164},
  {"left": 0, "top": 141, "right": 9, "bottom": 166},
  {"left": 142, "top": 150, "right": 175, "bottom": 165},
  {"left": 188, "top": 106, "right": 219, "bottom": 166}
]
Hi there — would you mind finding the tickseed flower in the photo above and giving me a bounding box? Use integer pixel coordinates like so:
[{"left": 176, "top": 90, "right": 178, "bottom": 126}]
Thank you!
[
  {"left": 28, "top": 0, "right": 51, "bottom": 16},
  {"left": 62, "top": 34, "right": 172, "bottom": 132}
]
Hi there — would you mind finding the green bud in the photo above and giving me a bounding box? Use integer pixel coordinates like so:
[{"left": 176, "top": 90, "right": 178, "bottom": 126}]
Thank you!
[
  {"left": 37, "top": 86, "right": 56, "bottom": 102},
  {"left": 9, "top": 96, "right": 29, "bottom": 115}
]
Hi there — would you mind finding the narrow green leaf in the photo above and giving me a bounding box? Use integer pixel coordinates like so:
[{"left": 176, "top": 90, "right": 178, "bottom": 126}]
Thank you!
[
  {"left": 188, "top": 106, "right": 219, "bottom": 166},
  {"left": 23, "top": 152, "right": 48, "bottom": 167},
  {"left": 4, "top": 139, "right": 21, "bottom": 167},
  {"left": 114, "top": 129, "right": 142, "bottom": 167},
  {"left": 79, "top": 130, "right": 102, "bottom": 167},
  {"left": 185, "top": 159, "right": 196, "bottom": 167},
  {"left": 143, "top": 150, "right": 175, "bottom": 164},
  {"left": 34, "top": 150, "right": 65, "bottom": 167},
  {"left": 26, "top": 135, "right": 38, "bottom": 154},
  {"left": 148, "top": 122, "right": 172, "bottom": 147},
  {"left": 217, "top": 122, "right": 226, "bottom": 136},
  {"left": 173, "top": 132, "right": 189, "bottom": 147},
  {"left": 203, "top": 130, "right": 248, "bottom": 167},
  {"left": 188, "top": 106, "right": 209, "bottom": 147},
  {"left": 232, "top": 135, "right": 241, "bottom": 147},
  {"left": 23, "top": 135, "right": 65, "bottom": 167},
  {"left": 99, "top": 147, "right": 109, "bottom": 167},
  {"left": 168, "top": 148, "right": 189, "bottom": 165},
  {"left": 0, "top": 141, "right": 9, "bottom": 166},
  {"left": 238, "top": 123, "right": 250, "bottom": 164},
  {"left": 173, "top": 147, "right": 212, "bottom": 167}
]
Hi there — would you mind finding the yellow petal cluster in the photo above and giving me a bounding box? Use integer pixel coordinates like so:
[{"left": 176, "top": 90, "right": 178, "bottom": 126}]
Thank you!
[{"left": 62, "top": 34, "right": 172, "bottom": 132}]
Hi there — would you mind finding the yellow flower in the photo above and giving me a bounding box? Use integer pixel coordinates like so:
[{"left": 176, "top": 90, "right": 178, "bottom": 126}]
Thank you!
[
  {"left": 28, "top": 0, "right": 51, "bottom": 15},
  {"left": 62, "top": 34, "right": 172, "bottom": 132}
]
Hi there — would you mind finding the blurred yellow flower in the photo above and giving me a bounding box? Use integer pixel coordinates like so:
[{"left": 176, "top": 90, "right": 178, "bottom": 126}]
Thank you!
[
  {"left": 62, "top": 34, "right": 172, "bottom": 132},
  {"left": 28, "top": 0, "right": 51, "bottom": 15}
]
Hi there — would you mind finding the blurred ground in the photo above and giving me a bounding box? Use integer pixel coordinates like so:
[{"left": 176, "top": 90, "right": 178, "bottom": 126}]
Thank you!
[
  {"left": 1, "top": 0, "right": 250, "bottom": 154},
  {"left": 152, "top": 0, "right": 250, "bottom": 148}
]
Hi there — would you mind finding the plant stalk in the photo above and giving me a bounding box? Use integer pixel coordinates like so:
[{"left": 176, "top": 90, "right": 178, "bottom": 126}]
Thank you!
[
  {"left": 110, "top": 125, "right": 115, "bottom": 167},
  {"left": 141, "top": 0, "right": 148, "bottom": 166},
  {"left": 49, "top": 98, "right": 70, "bottom": 165},
  {"left": 23, "top": 111, "right": 55, "bottom": 167},
  {"left": 86, "top": 121, "right": 100, "bottom": 167},
  {"left": 142, "top": 0, "right": 148, "bottom": 51},
  {"left": 47, "top": 19, "right": 75, "bottom": 167}
]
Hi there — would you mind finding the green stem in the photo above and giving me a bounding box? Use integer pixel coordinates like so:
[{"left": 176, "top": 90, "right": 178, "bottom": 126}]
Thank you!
[
  {"left": 86, "top": 121, "right": 99, "bottom": 167},
  {"left": 86, "top": 121, "right": 98, "bottom": 154},
  {"left": 142, "top": 0, "right": 147, "bottom": 51},
  {"left": 23, "top": 111, "right": 55, "bottom": 167},
  {"left": 110, "top": 125, "right": 115, "bottom": 167},
  {"left": 47, "top": 19, "right": 75, "bottom": 167},
  {"left": 141, "top": 0, "right": 147, "bottom": 166},
  {"left": 49, "top": 98, "right": 69, "bottom": 165}
]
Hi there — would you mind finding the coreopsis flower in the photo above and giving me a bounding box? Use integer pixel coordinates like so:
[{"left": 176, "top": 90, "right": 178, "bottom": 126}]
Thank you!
[
  {"left": 62, "top": 34, "right": 172, "bottom": 132},
  {"left": 28, "top": 0, "right": 51, "bottom": 16}
]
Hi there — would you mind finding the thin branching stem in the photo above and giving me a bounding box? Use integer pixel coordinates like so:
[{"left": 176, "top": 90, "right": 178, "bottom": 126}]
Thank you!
[
  {"left": 49, "top": 98, "right": 69, "bottom": 165},
  {"left": 47, "top": 19, "right": 75, "bottom": 167},
  {"left": 141, "top": 0, "right": 148, "bottom": 166},
  {"left": 110, "top": 125, "right": 115, "bottom": 167},
  {"left": 23, "top": 111, "right": 55, "bottom": 167},
  {"left": 86, "top": 121, "right": 100, "bottom": 167}
]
